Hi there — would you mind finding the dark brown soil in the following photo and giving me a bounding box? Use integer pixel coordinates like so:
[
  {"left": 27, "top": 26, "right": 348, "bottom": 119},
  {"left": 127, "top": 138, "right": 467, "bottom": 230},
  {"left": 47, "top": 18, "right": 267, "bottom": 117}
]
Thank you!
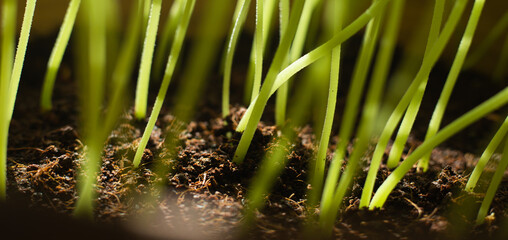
[{"left": 2, "top": 34, "right": 508, "bottom": 239}]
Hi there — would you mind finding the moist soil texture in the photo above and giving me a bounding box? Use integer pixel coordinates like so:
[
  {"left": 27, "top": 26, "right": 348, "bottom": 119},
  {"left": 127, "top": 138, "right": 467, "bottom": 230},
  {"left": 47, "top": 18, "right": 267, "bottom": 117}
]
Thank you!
[{"left": 2, "top": 39, "right": 508, "bottom": 240}]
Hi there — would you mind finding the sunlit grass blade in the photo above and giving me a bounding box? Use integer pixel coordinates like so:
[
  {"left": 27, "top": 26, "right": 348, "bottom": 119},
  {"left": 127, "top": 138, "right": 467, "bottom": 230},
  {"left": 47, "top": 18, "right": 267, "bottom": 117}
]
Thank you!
[
  {"left": 133, "top": 0, "right": 196, "bottom": 168},
  {"left": 385, "top": 0, "right": 445, "bottom": 169},
  {"left": 475, "top": 135, "right": 508, "bottom": 224},
  {"left": 74, "top": 0, "right": 106, "bottom": 218},
  {"left": 359, "top": 0, "right": 406, "bottom": 208},
  {"left": 418, "top": 0, "right": 486, "bottom": 171},
  {"left": 235, "top": 0, "right": 394, "bottom": 133},
  {"left": 222, "top": 0, "right": 252, "bottom": 117},
  {"left": 233, "top": 0, "right": 306, "bottom": 163},
  {"left": 153, "top": 0, "right": 183, "bottom": 81},
  {"left": 40, "top": 0, "right": 81, "bottom": 111},
  {"left": 0, "top": 0, "right": 17, "bottom": 200},
  {"left": 134, "top": 0, "right": 163, "bottom": 119},
  {"left": 275, "top": 0, "right": 321, "bottom": 126},
  {"left": 369, "top": 86, "right": 508, "bottom": 209},
  {"left": 366, "top": 0, "right": 467, "bottom": 179},
  {"left": 465, "top": 115, "right": 508, "bottom": 192},
  {"left": 307, "top": 0, "right": 346, "bottom": 208},
  {"left": 319, "top": 1, "right": 387, "bottom": 233}
]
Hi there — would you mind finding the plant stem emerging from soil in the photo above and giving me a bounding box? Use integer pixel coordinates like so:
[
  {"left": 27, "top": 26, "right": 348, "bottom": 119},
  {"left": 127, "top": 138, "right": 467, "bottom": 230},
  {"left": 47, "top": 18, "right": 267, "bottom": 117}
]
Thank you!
[
  {"left": 40, "top": 0, "right": 81, "bottom": 111},
  {"left": 134, "top": 0, "right": 162, "bottom": 119},
  {"left": 369, "top": 85, "right": 508, "bottom": 209},
  {"left": 133, "top": 0, "right": 196, "bottom": 168},
  {"left": 419, "top": 0, "right": 485, "bottom": 171}
]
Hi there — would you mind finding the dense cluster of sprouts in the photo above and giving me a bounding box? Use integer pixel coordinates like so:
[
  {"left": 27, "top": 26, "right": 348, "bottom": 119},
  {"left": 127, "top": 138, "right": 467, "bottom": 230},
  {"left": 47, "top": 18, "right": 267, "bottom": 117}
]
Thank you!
[{"left": 1, "top": 0, "right": 508, "bottom": 237}]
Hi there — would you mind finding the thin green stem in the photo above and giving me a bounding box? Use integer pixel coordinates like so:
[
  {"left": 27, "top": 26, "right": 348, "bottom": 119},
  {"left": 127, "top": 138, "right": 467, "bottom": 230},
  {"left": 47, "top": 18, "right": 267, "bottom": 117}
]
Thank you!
[
  {"left": 74, "top": 0, "right": 106, "bottom": 218},
  {"left": 360, "top": 0, "right": 405, "bottom": 208},
  {"left": 134, "top": 0, "right": 162, "bottom": 119},
  {"left": 466, "top": 115, "right": 508, "bottom": 191},
  {"left": 493, "top": 32, "right": 508, "bottom": 81},
  {"left": 233, "top": 0, "right": 305, "bottom": 163},
  {"left": 0, "top": 0, "right": 16, "bottom": 200},
  {"left": 386, "top": 0, "right": 445, "bottom": 169},
  {"left": 222, "top": 0, "right": 252, "bottom": 117},
  {"left": 319, "top": 1, "right": 386, "bottom": 232},
  {"left": 236, "top": 0, "right": 394, "bottom": 133},
  {"left": 369, "top": 86, "right": 508, "bottom": 209},
  {"left": 133, "top": 0, "right": 196, "bottom": 168},
  {"left": 252, "top": 0, "right": 264, "bottom": 112},
  {"left": 476, "top": 136, "right": 508, "bottom": 224},
  {"left": 307, "top": 0, "right": 344, "bottom": 209},
  {"left": 419, "top": 0, "right": 485, "bottom": 171},
  {"left": 40, "top": 0, "right": 81, "bottom": 111},
  {"left": 275, "top": 0, "right": 321, "bottom": 126},
  {"left": 366, "top": 0, "right": 467, "bottom": 182},
  {"left": 153, "top": 0, "right": 183, "bottom": 81}
]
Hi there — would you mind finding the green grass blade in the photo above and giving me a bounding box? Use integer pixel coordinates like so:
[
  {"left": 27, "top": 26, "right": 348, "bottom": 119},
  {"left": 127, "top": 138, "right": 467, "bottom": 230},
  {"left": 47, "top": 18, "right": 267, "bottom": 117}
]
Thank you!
[
  {"left": 222, "top": 0, "right": 252, "bottom": 117},
  {"left": 419, "top": 0, "right": 486, "bottom": 171},
  {"left": 74, "top": 0, "right": 107, "bottom": 218},
  {"left": 236, "top": 0, "right": 394, "bottom": 133},
  {"left": 0, "top": 0, "right": 17, "bottom": 200},
  {"left": 133, "top": 0, "right": 196, "bottom": 168},
  {"left": 40, "top": 0, "right": 81, "bottom": 111},
  {"left": 466, "top": 115, "right": 508, "bottom": 192},
  {"left": 367, "top": 0, "right": 467, "bottom": 179},
  {"left": 385, "top": 0, "right": 445, "bottom": 169},
  {"left": 360, "top": 0, "right": 405, "bottom": 208},
  {"left": 476, "top": 134, "right": 508, "bottom": 224},
  {"left": 369, "top": 86, "right": 508, "bottom": 209},
  {"left": 134, "top": 0, "right": 163, "bottom": 119}
]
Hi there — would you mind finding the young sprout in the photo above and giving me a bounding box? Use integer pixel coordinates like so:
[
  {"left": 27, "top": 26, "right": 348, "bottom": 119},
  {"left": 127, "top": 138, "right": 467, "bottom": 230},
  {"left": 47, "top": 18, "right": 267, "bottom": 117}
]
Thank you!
[
  {"left": 134, "top": 0, "right": 162, "bottom": 119},
  {"left": 476, "top": 131, "right": 508, "bottom": 224},
  {"left": 40, "top": 0, "right": 81, "bottom": 111},
  {"left": 222, "top": 0, "right": 252, "bottom": 117},
  {"left": 133, "top": 0, "right": 196, "bottom": 168},
  {"left": 234, "top": 0, "right": 392, "bottom": 163},
  {"left": 466, "top": 116, "right": 508, "bottom": 192},
  {"left": 418, "top": 0, "right": 486, "bottom": 171},
  {"left": 0, "top": 0, "right": 37, "bottom": 199},
  {"left": 369, "top": 86, "right": 508, "bottom": 209},
  {"left": 385, "top": 0, "right": 444, "bottom": 169}
]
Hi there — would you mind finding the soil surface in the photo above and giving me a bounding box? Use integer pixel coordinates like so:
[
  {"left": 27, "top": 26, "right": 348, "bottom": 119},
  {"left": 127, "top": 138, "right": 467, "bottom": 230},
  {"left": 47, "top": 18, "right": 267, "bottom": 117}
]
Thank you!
[{"left": 2, "top": 37, "right": 508, "bottom": 239}]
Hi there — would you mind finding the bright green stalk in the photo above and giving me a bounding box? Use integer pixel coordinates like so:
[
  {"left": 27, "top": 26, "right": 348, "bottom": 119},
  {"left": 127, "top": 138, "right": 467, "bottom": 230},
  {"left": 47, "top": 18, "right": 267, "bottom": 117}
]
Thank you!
[
  {"left": 369, "top": 86, "right": 508, "bottom": 209},
  {"left": 236, "top": 0, "right": 394, "bottom": 133},
  {"left": 252, "top": 0, "right": 264, "bottom": 109},
  {"left": 476, "top": 136, "right": 508, "bottom": 225},
  {"left": 74, "top": 0, "right": 106, "bottom": 218},
  {"left": 359, "top": 0, "right": 405, "bottom": 208},
  {"left": 0, "top": 0, "right": 16, "bottom": 200},
  {"left": 222, "top": 0, "right": 252, "bottom": 117},
  {"left": 153, "top": 0, "right": 183, "bottom": 81},
  {"left": 493, "top": 32, "right": 508, "bottom": 81},
  {"left": 319, "top": 2, "right": 386, "bottom": 232},
  {"left": 465, "top": 115, "right": 508, "bottom": 192},
  {"left": 102, "top": 0, "right": 144, "bottom": 138},
  {"left": 7, "top": 0, "right": 37, "bottom": 118},
  {"left": 133, "top": 0, "right": 196, "bottom": 168},
  {"left": 134, "top": 0, "right": 162, "bottom": 119},
  {"left": 233, "top": 0, "right": 306, "bottom": 163},
  {"left": 308, "top": 0, "right": 346, "bottom": 208},
  {"left": 464, "top": 11, "right": 508, "bottom": 69},
  {"left": 275, "top": 0, "right": 321, "bottom": 126},
  {"left": 244, "top": 0, "right": 278, "bottom": 104},
  {"left": 386, "top": 0, "right": 444, "bottom": 169},
  {"left": 419, "top": 0, "right": 485, "bottom": 171},
  {"left": 367, "top": 0, "right": 467, "bottom": 178},
  {"left": 40, "top": 0, "right": 81, "bottom": 111}
]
